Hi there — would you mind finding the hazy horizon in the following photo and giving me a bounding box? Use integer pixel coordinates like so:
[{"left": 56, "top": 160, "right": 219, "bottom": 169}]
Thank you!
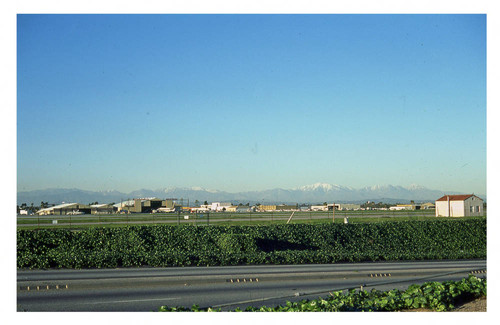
[
  {"left": 17, "top": 182, "right": 486, "bottom": 198},
  {"left": 17, "top": 14, "right": 486, "bottom": 195}
]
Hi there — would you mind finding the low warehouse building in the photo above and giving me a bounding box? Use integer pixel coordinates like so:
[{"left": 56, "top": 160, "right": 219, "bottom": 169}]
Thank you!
[
  {"left": 390, "top": 204, "right": 415, "bottom": 210},
  {"left": 420, "top": 202, "right": 435, "bottom": 209},
  {"left": 259, "top": 205, "right": 276, "bottom": 212},
  {"left": 310, "top": 205, "right": 328, "bottom": 211},
  {"left": 435, "top": 194, "right": 484, "bottom": 217},
  {"left": 115, "top": 198, "right": 177, "bottom": 213},
  {"left": 276, "top": 204, "right": 299, "bottom": 211},
  {"left": 36, "top": 203, "right": 91, "bottom": 215},
  {"left": 333, "top": 203, "right": 361, "bottom": 210},
  {"left": 91, "top": 203, "right": 116, "bottom": 214}
]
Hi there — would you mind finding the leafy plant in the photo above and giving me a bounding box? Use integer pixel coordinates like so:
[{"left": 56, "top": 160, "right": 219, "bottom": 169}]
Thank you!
[{"left": 158, "top": 275, "right": 486, "bottom": 312}]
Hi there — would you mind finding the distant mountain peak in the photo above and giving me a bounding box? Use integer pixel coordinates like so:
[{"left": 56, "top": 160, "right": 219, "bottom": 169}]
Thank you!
[
  {"left": 159, "top": 186, "right": 220, "bottom": 194},
  {"left": 296, "top": 183, "right": 335, "bottom": 191},
  {"left": 17, "top": 183, "right": 473, "bottom": 206},
  {"left": 190, "top": 186, "right": 220, "bottom": 193},
  {"left": 407, "top": 184, "right": 426, "bottom": 190}
]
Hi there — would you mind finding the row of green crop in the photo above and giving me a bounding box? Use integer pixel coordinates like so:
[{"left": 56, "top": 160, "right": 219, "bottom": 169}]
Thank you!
[
  {"left": 159, "top": 275, "right": 486, "bottom": 312},
  {"left": 17, "top": 218, "right": 486, "bottom": 269}
]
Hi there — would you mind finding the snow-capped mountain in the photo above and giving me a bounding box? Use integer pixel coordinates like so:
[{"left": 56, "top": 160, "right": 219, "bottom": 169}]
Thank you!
[
  {"left": 17, "top": 183, "right": 475, "bottom": 206},
  {"left": 295, "top": 183, "right": 353, "bottom": 192}
]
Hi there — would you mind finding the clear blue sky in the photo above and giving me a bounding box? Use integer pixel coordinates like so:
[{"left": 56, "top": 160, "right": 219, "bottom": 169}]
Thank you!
[{"left": 17, "top": 14, "right": 486, "bottom": 194}]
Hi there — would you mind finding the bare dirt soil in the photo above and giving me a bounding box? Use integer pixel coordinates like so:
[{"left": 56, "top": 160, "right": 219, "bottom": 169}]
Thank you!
[
  {"left": 452, "top": 296, "right": 486, "bottom": 312},
  {"left": 400, "top": 296, "right": 486, "bottom": 312}
]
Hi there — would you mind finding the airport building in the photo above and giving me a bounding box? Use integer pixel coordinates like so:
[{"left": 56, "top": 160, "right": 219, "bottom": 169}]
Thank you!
[
  {"left": 36, "top": 203, "right": 91, "bottom": 216},
  {"left": 90, "top": 203, "right": 116, "bottom": 214},
  {"left": 310, "top": 204, "right": 361, "bottom": 211},
  {"left": 332, "top": 203, "right": 361, "bottom": 210},
  {"left": 114, "top": 198, "right": 178, "bottom": 213},
  {"left": 259, "top": 204, "right": 299, "bottom": 212},
  {"left": 389, "top": 202, "right": 436, "bottom": 211}
]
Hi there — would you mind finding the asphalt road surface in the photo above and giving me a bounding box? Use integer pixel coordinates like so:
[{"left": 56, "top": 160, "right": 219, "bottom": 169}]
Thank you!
[{"left": 17, "top": 259, "right": 486, "bottom": 311}]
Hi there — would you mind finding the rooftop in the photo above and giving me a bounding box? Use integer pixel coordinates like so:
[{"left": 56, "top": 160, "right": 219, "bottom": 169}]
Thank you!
[{"left": 436, "top": 194, "right": 482, "bottom": 201}]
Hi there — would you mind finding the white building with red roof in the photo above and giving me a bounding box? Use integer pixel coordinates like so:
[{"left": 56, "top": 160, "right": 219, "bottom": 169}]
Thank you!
[{"left": 435, "top": 194, "right": 484, "bottom": 217}]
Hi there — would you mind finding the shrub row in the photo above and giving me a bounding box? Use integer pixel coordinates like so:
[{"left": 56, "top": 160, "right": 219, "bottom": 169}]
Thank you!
[
  {"left": 17, "top": 218, "right": 486, "bottom": 269},
  {"left": 159, "top": 275, "right": 486, "bottom": 312}
]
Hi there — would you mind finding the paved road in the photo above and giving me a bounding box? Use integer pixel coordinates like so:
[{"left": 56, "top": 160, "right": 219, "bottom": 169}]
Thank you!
[{"left": 17, "top": 260, "right": 486, "bottom": 311}]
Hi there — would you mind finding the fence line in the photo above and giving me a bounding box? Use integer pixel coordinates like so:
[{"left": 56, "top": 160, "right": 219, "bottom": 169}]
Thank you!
[{"left": 16, "top": 209, "right": 474, "bottom": 230}]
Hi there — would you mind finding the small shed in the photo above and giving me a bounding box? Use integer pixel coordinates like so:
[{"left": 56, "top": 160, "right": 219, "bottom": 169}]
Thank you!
[{"left": 435, "top": 194, "right": 484, "bottom": 217}]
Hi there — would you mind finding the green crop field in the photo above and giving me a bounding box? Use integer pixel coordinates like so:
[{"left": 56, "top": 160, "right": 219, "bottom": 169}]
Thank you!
[{"left": 17, "top": 218, "right": 486, "bottom": 269}]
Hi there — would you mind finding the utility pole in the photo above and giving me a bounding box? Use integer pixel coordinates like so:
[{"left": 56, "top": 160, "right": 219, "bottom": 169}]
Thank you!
[
  {"left": 332, "top": 202, "right": 335, "bottom": 224},
  {"left": 446, "top": 195, "right": 451, "bottom": 217}
]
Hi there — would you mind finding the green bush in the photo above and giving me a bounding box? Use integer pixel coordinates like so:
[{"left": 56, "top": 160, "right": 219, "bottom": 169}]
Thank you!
[{"left": 216, "top": 233, "right": 253, "bottom": 254}]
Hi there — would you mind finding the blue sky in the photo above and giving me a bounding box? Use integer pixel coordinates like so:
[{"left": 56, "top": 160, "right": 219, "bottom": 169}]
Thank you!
[{"left": 17, "top": 14, "right": 487, "bottom": 194}]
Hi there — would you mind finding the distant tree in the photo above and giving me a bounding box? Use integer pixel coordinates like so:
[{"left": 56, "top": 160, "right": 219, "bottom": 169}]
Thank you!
[
  {"left": 204, "top": 201, "right": 208, "bottom": 206},
  {"left": 361, "top": 201, "right": 392, "bottom": 209},
  {"left": 194, "top": 200, "right": 200, "bottom": 207}
]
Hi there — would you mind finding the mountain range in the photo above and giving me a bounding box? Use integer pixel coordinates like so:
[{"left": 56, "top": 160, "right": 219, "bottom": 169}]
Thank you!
[{"left": 17, "top": 183, "right": 479, "bottom": 206}]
